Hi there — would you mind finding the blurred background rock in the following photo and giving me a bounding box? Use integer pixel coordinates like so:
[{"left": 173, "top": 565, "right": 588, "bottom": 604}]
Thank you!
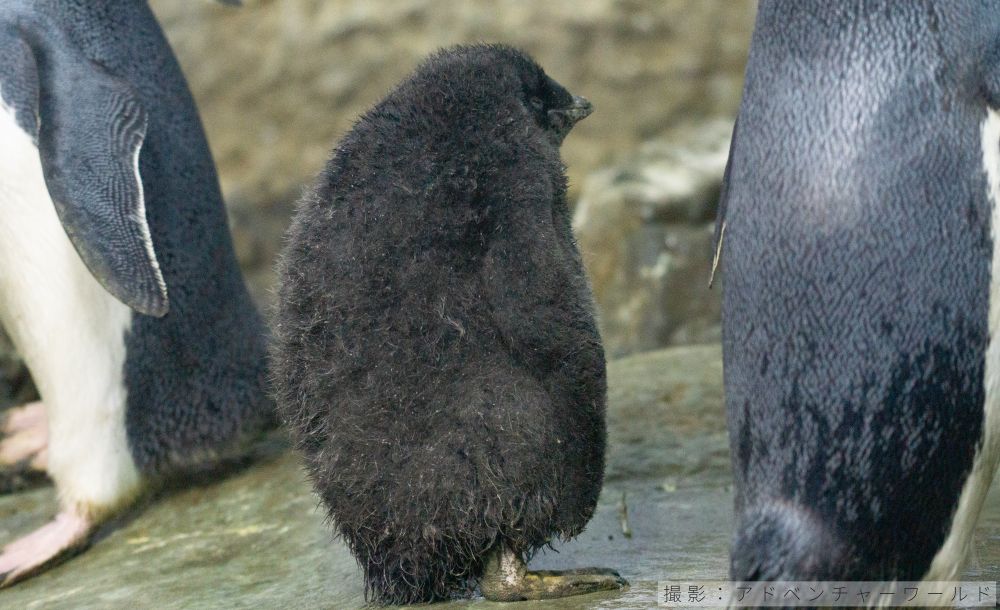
[
  {"left": 574, "top": 119, "right": 731, "bottom": 357},
  {"left": 0, "top": 0, "right": 756, "bottom": 403}
]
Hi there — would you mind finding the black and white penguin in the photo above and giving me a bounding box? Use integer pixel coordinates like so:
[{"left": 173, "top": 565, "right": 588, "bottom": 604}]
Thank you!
[
  {"left": 0, "top": 0, "right": 271, "bottom": 584},
  {"left": 272, "top": 44, "right": 626, "bottom": 604},
  {"left": 719, "top": 0, "right": 1000, "bottom": 582}
]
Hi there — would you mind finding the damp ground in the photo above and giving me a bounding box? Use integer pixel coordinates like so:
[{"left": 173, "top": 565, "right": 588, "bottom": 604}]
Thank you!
[{"left": 0, "top": 345, "right": 997, "bottom": 609}]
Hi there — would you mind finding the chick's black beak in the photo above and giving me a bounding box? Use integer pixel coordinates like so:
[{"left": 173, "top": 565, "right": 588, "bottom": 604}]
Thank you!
[
  {"left": 547, "top": 96, "right": 593, "bottom": 141},
  {"left": 566, "top": 96, "right": 593, "bottom": 123},
  {"left": 550, "top": 96, "right": 593, "bottom": 126}
]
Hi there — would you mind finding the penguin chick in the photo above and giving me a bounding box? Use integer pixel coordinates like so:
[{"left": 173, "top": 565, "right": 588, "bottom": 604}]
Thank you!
[{"left": 272, "top": 44, "right": 626, "bottom": 604}]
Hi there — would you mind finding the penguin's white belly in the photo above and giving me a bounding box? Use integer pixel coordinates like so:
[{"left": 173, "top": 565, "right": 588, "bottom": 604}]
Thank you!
[
  {"left": 924, "top": 109, "right": 1000, "bottom": 581},
  {"left": 0, "top": 98, "right": 140, "bottom": 511}
]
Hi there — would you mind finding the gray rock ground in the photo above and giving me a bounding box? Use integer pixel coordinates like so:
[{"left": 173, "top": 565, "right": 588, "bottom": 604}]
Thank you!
[{"left": 1, "top": 346, "right": 998, "bottom": 609}]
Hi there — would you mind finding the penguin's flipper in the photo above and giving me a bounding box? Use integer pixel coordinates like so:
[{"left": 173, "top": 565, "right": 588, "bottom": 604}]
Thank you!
[
  {"left": 39, "top": 51, "right": 169, "bottom": 317},
  {"left": 0, "top": 26, "right": 40, "bottom": 142},
  {"left": 0, "top": 25, "right": 169, "bottom": 317},
  {"left": 709, "top": 118, "right": 738, "bottom": 288}
]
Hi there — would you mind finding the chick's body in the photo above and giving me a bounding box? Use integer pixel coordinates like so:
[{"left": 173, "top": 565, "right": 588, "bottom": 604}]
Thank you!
[{"left": 273, "top": 45, "right": 609, "bottom": 603}]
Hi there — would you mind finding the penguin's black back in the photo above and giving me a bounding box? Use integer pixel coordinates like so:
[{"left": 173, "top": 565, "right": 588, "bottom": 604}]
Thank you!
[
  {"left": 272, "top": 45, "right": 606, "bottom": 604},
  {"left": 7, "top": 0, "right": 273, "bottom": 471},
  {"left": 722, "top": 0, "right": 1000, "bottom": 580}
]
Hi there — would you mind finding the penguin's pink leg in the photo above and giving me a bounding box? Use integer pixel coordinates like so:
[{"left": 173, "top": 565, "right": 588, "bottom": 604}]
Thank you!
[
  {"left": 0, "top": 508, "right": 91, "bottom": 586},
  {"left": 0, "top": 401, "right": 47, "bottom": 471}
]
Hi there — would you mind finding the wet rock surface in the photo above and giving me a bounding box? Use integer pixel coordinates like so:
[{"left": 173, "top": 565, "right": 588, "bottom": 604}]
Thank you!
[{"left": 1, "top": 346, "right": 998, "bottom": 609}]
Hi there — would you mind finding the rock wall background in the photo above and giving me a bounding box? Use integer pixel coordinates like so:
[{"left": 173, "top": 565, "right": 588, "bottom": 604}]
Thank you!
[
  {"left": 574, "top": 120, "right": 732, "bottom": 357},
  {"left": 153, "top": 0, "right": 753, "bottom": 204},
  {"left": 156, "top": 0, "right": 755, "bottom": 353},
  {"left": 1, "top": 1, "right": 757, "bottom": 401}
]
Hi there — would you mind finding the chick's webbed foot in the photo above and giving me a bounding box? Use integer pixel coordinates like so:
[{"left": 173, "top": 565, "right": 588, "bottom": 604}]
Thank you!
[{"left": 480, "top": 546, "right": 628, "bottom": 602}]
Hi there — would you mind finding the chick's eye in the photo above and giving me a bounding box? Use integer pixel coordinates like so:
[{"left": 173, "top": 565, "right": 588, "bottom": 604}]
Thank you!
[{"left": 529, "top": 96, "right": 544, "bottom": 111}]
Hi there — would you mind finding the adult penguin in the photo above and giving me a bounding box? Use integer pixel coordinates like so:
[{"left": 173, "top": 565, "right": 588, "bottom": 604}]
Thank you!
[
  {"left": 0, "top": 0, "right": 271, "bottom": 584},
  {"left": 719, "top": 0, "right": 1000, "bottom": 583}
]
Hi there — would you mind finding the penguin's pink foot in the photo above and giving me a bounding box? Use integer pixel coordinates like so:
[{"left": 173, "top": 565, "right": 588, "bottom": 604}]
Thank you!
[
  {"left": 0, "top": 401, "right": 47, "bottom": 471},
  {"left": 0, "top": 509, "right": 92, "bottom": 587}
]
